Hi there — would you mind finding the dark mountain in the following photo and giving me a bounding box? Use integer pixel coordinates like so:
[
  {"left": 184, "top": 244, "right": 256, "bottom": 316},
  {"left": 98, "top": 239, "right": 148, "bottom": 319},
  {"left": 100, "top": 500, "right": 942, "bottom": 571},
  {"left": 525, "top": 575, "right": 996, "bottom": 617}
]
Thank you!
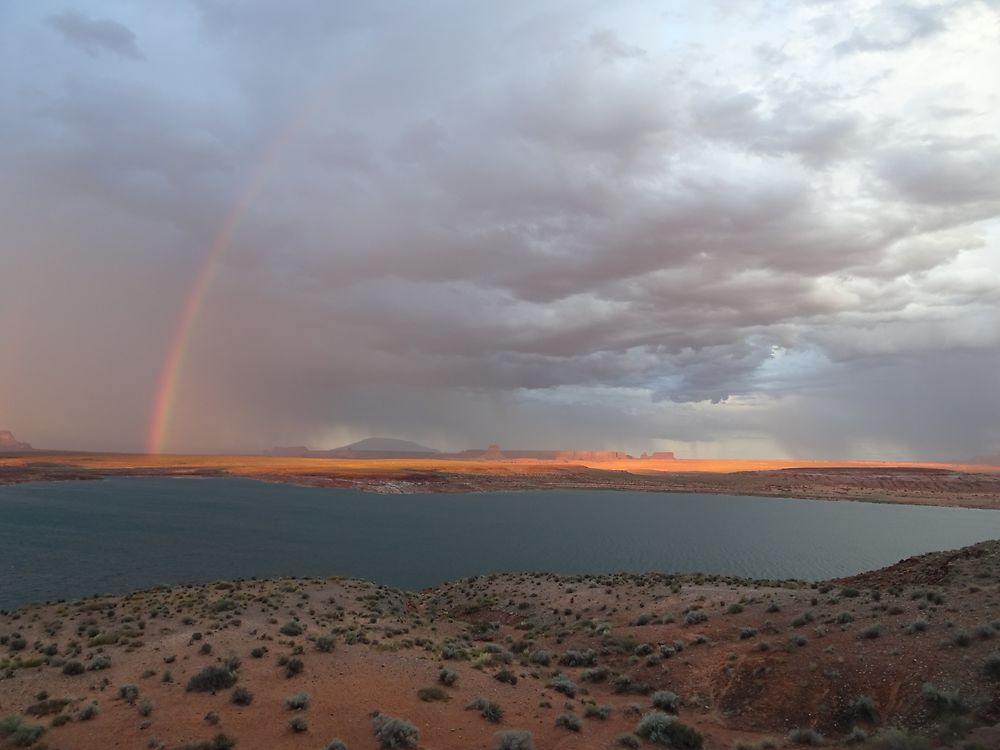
[
  {"left": 337, "top": 437, "right": 438, "bottom": 454},
  {"left": 267, "top": 437, "right": 439, "bottom": 459}
]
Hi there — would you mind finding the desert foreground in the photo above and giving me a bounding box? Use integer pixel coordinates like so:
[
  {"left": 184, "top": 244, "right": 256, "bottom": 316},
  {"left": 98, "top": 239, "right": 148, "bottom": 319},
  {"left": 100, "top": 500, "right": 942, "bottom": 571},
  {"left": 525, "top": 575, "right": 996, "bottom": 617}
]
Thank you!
[
  {"left": 2, "top": 542, "right": 1000, "bottom": 750},
  {"left": 2, "top": 453, "right": 1000, "bottom": 509}
]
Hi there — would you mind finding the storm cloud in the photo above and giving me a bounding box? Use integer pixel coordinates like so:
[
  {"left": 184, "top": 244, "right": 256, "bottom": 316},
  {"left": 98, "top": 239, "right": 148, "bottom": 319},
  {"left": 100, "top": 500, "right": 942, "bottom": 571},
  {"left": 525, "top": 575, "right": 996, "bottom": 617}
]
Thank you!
[{"left": 1, "top": 0, "right": 998, "bottom": 459}]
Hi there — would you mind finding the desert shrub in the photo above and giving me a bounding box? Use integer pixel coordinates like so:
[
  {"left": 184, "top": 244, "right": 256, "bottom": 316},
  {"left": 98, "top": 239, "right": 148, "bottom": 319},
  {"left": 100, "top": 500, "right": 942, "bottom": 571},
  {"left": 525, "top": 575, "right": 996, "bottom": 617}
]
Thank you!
[
  {"left": 286, "top": 692, "right": 310, "bottom": 710},
  {"left": 841, "top": 587, "right": 860, "bottom": 598},
  {"left": 848, "top": 694, "right": 879, "bottom": 723},
  {"left": 138, "top": 697, "right": 154, "bottom": 717},
  {"left": 438, "top": 668, "right": 457, "bottom": 686},
  {"left": 555, "top": 713, "right": 582, "bottom": 731},
  {"left": 62, "top": 660, "right": 85, "bottom": 676},
  {"left": 231, "top": 687, "right": 254, "bottom": 706},
  {"left": 528, "top": 650, "right": 550, "bottom": 666},
  {"left": 250, "top": 647, "right": 266, "bottom": 658},
  {"left": 740, "top": 627, "right": 758, "bottom": 640},
  {"left": 417, "top": 687, "right": 448, "bottom": 702},
  {"left": 280, "top": 621, "right": 304, "bottom": 637},
  {"left": 119, "top": 684, "right": 140, "bottom": 704},
  {"left": 616, "top": 734, "right": 641, "bottom": 749},
  {"left": 25, "top": 698, "right": 70, "bottom": 717},
  {"left": 685, "top": 610, "right": 708, "bottom": 626},
  {"left": 372, "top": 713, "right": 419, "bottom": 749},
  {"left": 494, "top": 730, "right": 535, "bottom": 750},
  {"left": 78, "top": 702, "right": 99, "bottom": 721},
  {"left": 951, "top": 630, "right": 972, "bottom": 647},
  {"left": 289, "top": 716, "right": 308, "bottom": 733},
  {"left": 786, "top": 727, "right": 824, "bottom": 745},
  {"left": 548, "top": 674, "right": 577, "bottom": 697},
  {"left": 582, "top": 666, "right": 610, "bottom": 682},
  {"left": 467, "top": 696, "right": 504, "bottom": 723},
  {"left": 921, "top": 683, "right": 967, "bottom": 715},
  {"left": 651, "top": 690, "right": 679, "bottom": 713},
  {"left": 322, "top": 741, "right": 349, "bottom": 750},
  {"left": 316, "top": 634, "right": 336, "bottom": 653},
  {"left": 860, "top": 624, "right": 882, "bottom": 640},
  {"left": 635, "top": 711, "right": 703, "bottom": 749},
  {"left": 584, "top": 703, "right": 612, "bottom": 720},
  {"left": 863, "top": 727, "right": 931, "bottom": 750},
  {"left": 613, "top": 674, "right": 653, "bottom": 695},
  {"left": 792, "top": 611, "right": 815, "bottom": 628},
  {"left": 495, "top": 668, "right": 517, "bottom": 685},
  {"left": 559, "top": 648, "right": 596, "bottom": 667},
  {"left": 187, "top": 665, "right": 237, "bottom": 692},
  {"left": 985, "top": 651, "right": 1000, "bottom": 679},
  {"left": 177, "top": 734, "right": 235, "bottom": 750},
  {"left": 905, "top": 620, "right": 928, "bottom": 634},
  {"left": 284, "top": 657, "right": 304, "bottom": 678},
  {"left": 88, "top": 654, "right": 112, "bottom": 670},
  {"left": 0, "top": 716, "right": 46, "bottom": 747}
]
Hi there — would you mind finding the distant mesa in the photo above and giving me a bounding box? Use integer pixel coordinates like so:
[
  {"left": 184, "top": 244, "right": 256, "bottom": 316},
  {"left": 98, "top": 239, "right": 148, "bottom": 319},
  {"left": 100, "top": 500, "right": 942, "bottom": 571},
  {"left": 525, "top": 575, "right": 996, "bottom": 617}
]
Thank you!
[
  {"left": 0, "top": 430, "right": 32, "bottom": 452},
  {"left": 267, "top": 439, "right": 675, "bottom": 462},
  {"left": 268, "top": 437, "right": 440, "bottom": 459}
]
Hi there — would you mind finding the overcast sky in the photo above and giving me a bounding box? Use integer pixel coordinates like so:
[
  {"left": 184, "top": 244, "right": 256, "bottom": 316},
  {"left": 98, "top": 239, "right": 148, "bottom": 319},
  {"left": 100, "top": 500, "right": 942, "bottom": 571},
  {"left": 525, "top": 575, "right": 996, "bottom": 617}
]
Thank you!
[{"left": 1, "top": 0, "right": 999, "bottom": 458}]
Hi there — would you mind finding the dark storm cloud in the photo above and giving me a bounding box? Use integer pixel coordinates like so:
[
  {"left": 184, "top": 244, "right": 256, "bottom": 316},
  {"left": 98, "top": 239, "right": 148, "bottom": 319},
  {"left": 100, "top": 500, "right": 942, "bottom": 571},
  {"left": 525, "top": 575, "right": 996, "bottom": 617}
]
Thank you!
[
  {"left": 1, "top": 0, "right": 998, "bottom": 458},
  {"left": 46, "top": 10, "right": 143, "bottom": 60}
]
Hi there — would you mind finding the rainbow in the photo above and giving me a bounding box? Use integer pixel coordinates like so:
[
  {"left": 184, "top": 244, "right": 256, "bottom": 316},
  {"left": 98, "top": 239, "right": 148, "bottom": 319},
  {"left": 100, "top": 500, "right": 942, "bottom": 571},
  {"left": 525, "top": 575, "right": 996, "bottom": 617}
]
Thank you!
[{"left": 146, "top": 113, "right": 312, "bottom": 455}]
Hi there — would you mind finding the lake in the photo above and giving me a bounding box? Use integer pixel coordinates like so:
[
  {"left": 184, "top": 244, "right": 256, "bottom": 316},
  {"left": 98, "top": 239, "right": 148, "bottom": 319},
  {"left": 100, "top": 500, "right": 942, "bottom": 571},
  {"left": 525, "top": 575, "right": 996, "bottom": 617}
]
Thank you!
[{"left": 1, "top": 477, "right": 999, "bottom": 610}]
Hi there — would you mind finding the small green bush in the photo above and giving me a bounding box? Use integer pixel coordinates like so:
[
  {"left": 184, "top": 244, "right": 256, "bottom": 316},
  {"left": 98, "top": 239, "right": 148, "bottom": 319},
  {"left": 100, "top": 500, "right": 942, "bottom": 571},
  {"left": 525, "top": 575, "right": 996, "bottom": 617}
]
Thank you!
[
  {"left": 62, "top": 661, "right": 85, "bottom": 676},
  {"left": 280, "top": 621, "right": 304, "bottom": 637},
  {"left": 559, "top": 649, "right": 596, "bottom": 667},
  {"left": 584, "top": 703, "right": 611, "bottom": 720},
  {"left": 417, "top": 687, "right": 448, "bottom": 702},
  {"left": 438, "top": 668, "right": 457, "bottom": 686},
  {"left": 372, "top": 713, "right": 419, "bottom": 749},
  {"left": 78, "top": 702, "right": 99, "bottom": 721},
  {"left": 555, "top": 713, "right": 582, "bottom": 731},
  {"left": 187, "top": 666, "right": 237, "bottom": 692},
  {"left": 651, "top": 690, "right": 679, "bottom": 713},
  {"left": 635, "top": 712, "right": 702, "bottom": 749},
  {"left": 548, "top": 674, "right": 577, "bottom": 697},
  {"left": 786, "top": 727, "right": 824, "bottom": 745},
  {"left": 467, "top": 696, "right": 504, "bottom": 723},
  {"left": 286, "top": 692, "right": 310, "bottom": 710},
  {"left": 494, "top": 730, "right": 535, "bottom": 750}
]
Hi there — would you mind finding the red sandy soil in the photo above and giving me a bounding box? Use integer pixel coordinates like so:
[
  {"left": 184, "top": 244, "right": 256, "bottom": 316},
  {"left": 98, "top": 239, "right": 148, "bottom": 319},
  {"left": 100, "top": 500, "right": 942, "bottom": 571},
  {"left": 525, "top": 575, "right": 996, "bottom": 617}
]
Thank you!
[
  {"left": 2, "top": 542, "right": 999, "bottom": 750},
  {"left": 2, "top": 453, "right": 1000, "bottom": 509}
]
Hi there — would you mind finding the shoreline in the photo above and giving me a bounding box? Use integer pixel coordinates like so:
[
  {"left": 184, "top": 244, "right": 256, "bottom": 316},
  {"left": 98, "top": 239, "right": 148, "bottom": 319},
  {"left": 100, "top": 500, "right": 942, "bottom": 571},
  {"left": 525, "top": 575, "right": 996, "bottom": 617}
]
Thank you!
[{"left": 3, "top": 451, "right": 1000, "bottom": 509}]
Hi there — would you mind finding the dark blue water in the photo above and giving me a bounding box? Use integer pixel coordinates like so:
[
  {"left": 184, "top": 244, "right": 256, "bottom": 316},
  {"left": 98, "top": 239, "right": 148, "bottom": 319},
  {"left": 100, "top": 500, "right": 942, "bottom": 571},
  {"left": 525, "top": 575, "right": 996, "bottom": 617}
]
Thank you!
[{"left": 1, "top": 477, "right": 998, "bottom": 610}]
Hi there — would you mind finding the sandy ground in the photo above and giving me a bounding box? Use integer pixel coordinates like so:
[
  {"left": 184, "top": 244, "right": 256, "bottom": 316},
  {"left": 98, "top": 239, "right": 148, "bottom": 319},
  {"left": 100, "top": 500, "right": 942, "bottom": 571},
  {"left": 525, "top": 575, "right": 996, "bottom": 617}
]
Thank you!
[
  {"left": 2, "top": 542, "right": 1000, "bottom": 750},
  {"left": 2, "top": 453, "right": 1000, "bottom": 508}
]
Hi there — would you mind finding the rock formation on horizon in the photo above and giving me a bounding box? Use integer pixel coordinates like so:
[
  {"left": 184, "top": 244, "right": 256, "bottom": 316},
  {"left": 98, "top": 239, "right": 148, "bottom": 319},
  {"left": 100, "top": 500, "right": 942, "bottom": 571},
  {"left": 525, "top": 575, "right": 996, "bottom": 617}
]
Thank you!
[
  {"left": 267, "top": 437, "right": 439, "bottom": 458},
  {"left": 0, "top": 430, "right": 32, "bottom": 452}
]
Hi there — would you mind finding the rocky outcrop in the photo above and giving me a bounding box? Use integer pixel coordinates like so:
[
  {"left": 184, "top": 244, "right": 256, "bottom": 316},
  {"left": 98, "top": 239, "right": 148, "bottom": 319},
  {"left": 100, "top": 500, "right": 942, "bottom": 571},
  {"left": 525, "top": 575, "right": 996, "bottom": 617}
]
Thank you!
[{"left": 0, "top": 430, "right": 32, "bottom": 452}]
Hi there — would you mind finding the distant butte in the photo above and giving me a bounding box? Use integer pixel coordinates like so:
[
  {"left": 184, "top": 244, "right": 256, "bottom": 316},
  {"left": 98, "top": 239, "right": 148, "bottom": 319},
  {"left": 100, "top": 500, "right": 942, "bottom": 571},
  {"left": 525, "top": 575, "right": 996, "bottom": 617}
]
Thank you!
[
  {"left": 0, "top": 430, "right": 32, "bottom": 452},
  {"left": 267, "top": 439, "right": 674, "bottom": 461}
]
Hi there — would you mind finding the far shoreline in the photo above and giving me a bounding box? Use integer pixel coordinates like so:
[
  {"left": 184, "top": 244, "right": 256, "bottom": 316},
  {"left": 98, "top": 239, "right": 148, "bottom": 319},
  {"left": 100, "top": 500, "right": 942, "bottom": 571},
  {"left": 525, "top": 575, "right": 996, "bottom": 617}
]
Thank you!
[{"left": 2, "top": 451, "right": 1000, "bottom": 510}]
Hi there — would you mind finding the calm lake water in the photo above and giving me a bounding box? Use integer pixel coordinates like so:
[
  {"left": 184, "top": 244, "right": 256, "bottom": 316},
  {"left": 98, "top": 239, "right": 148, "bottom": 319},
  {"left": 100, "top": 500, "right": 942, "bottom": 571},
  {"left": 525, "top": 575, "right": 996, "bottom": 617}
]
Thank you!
[{"left": 1, "top": 477, "right": 999, "bottom": 610}]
